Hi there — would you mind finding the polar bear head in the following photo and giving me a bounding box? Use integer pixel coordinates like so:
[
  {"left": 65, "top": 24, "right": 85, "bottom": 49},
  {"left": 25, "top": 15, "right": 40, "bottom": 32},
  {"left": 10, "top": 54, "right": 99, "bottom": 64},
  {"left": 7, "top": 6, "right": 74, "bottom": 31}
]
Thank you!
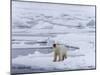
[{"left": 53, "top": 41, "right": 60, "bottom": 48}]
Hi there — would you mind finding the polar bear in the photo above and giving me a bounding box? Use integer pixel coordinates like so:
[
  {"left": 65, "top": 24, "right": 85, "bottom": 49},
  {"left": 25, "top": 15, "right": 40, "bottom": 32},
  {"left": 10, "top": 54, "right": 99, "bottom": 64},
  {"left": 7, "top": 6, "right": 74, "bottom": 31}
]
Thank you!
[{"left": 52, "top": 42, "right": 67, "bottom": 62}]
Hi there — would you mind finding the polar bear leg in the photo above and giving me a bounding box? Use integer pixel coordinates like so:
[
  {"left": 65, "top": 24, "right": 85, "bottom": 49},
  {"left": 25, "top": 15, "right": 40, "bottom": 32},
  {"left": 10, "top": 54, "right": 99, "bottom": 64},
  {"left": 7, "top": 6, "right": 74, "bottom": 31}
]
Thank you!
[
  {"left": 62, "top": 54, "right": 67, "bottom": 61},
  {"left": 62, "top": 55, "right": 65, "bottom": 61},
  {"left": 53, "top": 52, "right": 58, "bottom": 62},
  {"left": 58, "top": 53, "right": 62, "bottom": 61},
  {"left": 64, "top": 53, "right": 67, "bottom": 59}
]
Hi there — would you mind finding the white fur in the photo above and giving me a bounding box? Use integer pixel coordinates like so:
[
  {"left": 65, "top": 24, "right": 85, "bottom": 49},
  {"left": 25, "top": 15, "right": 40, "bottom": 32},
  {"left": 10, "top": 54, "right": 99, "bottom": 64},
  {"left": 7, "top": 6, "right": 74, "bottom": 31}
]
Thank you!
[{"left": 53, "top": 43, "right": 67, "bottom": 61}]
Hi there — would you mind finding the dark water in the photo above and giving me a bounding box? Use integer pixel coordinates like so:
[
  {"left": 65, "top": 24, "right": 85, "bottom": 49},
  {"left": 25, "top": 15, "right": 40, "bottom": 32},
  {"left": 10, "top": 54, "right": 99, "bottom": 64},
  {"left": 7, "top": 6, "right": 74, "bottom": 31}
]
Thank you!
[
  {"left": 12, "top": 46, "right": 79, "bottom": 58},
  {"left": 12, "top": 47, "right": 53, "bottom": 58}
]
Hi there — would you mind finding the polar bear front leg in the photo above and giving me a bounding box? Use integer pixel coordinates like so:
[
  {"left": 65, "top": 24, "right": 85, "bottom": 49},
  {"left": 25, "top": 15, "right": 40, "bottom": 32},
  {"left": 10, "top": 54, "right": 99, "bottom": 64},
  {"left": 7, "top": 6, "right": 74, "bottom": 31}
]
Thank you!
[
  {"left": 53, "top": 52, "right": 57, "bottom": 62},
  {"left": 58, "top": 53, "right": 62, "bottom": 61}
]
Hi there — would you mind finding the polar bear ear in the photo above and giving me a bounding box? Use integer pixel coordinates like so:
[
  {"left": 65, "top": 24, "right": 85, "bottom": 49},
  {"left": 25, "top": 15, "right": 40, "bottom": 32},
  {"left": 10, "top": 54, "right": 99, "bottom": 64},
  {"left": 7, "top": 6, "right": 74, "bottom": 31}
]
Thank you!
[{"left": 54, "top": 40, "right": 58, "bottom": 44}]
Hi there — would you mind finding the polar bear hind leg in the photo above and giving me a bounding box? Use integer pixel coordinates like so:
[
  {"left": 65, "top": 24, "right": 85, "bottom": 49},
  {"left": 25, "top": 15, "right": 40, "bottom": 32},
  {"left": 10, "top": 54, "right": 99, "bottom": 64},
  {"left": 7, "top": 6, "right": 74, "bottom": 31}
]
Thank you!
[{"left": 62, "top": 54, "right": 67, "bottom": 61}]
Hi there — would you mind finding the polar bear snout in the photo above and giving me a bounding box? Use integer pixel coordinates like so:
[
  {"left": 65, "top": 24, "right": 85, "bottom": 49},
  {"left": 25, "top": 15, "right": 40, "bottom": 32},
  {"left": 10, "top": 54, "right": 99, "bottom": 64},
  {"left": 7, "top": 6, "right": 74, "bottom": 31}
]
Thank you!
[{"left": 53, "top": 44, "right": 56, "bottom": 48}]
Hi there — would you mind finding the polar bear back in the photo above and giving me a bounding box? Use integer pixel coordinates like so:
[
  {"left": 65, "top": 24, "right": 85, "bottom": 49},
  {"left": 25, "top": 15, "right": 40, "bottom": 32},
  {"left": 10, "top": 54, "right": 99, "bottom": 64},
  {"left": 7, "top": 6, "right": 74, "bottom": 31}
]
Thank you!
[
  {"left": 53, "top": 44, "right": 67, "bottom": 54},
  {"left": 59, "top": 45, "right": 67, "bottom": 54}
]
